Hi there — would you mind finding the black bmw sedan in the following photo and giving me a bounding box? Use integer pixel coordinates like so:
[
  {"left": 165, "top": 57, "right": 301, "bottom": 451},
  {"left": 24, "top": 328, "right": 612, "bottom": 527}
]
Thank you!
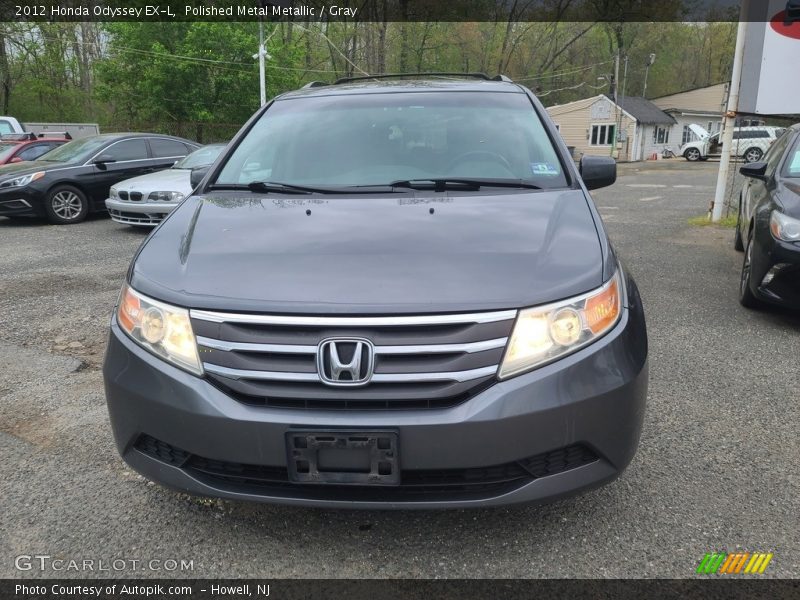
[
  {"left": 736, "top": 124, "right": 800, "bottom": 309},
  {"left": 0, "top": 133, "right": 198, "bottom": 224}
]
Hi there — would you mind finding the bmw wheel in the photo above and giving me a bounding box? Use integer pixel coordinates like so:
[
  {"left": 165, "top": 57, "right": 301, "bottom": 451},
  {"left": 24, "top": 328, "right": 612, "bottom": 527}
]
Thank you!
[
  {"left": 743, "top": 147, "right": 763, "bottom": 163},
  {"left": 684, "top": 148, "right": 701, "bottom": 161},
  {"left": 45, "top": 185, "right": 89, "bottom": 224}
]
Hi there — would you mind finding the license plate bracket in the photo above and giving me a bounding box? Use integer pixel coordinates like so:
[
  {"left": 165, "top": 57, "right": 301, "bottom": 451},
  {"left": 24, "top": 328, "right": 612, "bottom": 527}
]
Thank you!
[{"left": 286, "top": 430, "right": 400, "bottom": 486}]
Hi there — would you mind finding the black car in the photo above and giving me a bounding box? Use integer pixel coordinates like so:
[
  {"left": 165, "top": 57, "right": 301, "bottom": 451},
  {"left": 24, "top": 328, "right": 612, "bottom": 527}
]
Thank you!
[
  {"left": 0, "top": 133, "right": 198, "bottom": 224},
  {"left": 736, "top": 124, "right": 800, "bottom": 309},
  {"left": 103, "top": 75, "right": 649, "bottom": 509}
]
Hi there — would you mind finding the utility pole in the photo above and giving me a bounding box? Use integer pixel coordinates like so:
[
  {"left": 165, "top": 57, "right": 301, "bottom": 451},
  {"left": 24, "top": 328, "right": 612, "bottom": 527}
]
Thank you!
[
  {"left": 642, "top": 53, "right": 656, "bottom": 98},
  {"left": 617, "top": 54, "right": 628, "bottom": 160},
  {"left": 711, "top": 0, "right": 748, "bottom": 222},
  {"left": 610, "top": 50, "right": 620, "bottom": 158},
  {"left": 257, "top": 17, "right": 267, "bottom": 106}
]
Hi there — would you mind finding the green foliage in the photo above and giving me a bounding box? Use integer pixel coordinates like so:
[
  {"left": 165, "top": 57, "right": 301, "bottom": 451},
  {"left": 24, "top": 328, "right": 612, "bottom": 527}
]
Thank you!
[{"left": 0, "top": 20, "right": 737, "bottom": 143}]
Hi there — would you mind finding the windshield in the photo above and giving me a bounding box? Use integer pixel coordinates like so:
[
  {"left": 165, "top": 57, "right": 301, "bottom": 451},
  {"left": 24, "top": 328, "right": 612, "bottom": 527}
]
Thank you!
[
  {"left": 37, "top": 136, "right": 108, "bottom": 163},
  {"left": 0, "top": 142, "right": 19, "bottom": 161},
  {"left": 215, "top": 91, "right": 567, "bottom": 189},
  {"left": 786, "top": 142, "right": 800, "bottom": 178},
  {"left": 175, "top": 144, "right": 225, "bottom": 169}
]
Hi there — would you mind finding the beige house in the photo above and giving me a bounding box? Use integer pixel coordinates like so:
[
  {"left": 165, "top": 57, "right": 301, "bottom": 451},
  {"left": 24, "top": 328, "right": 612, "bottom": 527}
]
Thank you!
[
  {"left": 546, "top": 94, "right": 675, "bottom": 162},
  {"left": 651, "top": 82, "right": 729, "bottom": 146}
]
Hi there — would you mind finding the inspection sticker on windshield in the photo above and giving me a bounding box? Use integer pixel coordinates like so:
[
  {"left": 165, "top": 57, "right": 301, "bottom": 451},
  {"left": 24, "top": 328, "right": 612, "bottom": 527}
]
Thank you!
[{"left": 531, "top": 162, "right": 559, "bottom": 176}]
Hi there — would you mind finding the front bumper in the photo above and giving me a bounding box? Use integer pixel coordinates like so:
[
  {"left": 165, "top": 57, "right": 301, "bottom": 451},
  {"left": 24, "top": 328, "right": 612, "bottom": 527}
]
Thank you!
[
  {"left": 105, "top": 198, "right": 179, "bottom": 226},
  {"left": 750, "top": 229, "right": 800, "bottom": 308},
  {"left": 0, "top": 190, "right": 40, "bottom": 217},
  {"left": 103, "top": 295, "right": 648, "bottom": 509}
]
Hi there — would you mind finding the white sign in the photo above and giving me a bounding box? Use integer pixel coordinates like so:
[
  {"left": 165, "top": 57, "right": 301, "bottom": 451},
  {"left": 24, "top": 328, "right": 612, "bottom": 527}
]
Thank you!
[{"left": 740, "top": 0, "right": 800, "bottom": 115}]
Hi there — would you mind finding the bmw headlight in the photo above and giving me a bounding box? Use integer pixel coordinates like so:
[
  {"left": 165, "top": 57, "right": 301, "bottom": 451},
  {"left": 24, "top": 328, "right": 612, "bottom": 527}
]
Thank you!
[
  {"left": 109, "top": 186, "right": 118, "bottom": 199},
  {"left": 770, "top": 210, "right": 800, "bottom": 242},
  {"left": 117, "top": 284, "right": 202, "bottom": 375},
  {"left": 148, "top": 191, "right": 185, "bottom": 202},
  {"left": 498, "top": 271, "right": 623, "bottom": 379},
  {"left": 0, "top": 171, "right": 45, "bottom": 188}
]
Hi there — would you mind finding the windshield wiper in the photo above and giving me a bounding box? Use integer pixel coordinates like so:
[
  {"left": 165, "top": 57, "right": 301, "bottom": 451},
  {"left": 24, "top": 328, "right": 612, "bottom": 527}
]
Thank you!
[
  {"left": 209, "top": 181, "right": 402, "bottom": 194},
  {"left": 388, "top": 178, "right": 541, "bottom": 191}
]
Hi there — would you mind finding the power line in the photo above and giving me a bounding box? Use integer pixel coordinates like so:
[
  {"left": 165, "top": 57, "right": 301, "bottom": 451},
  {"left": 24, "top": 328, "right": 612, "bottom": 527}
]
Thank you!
[{"left": 515, "top": 60, "right": 614, "bottom": 83}]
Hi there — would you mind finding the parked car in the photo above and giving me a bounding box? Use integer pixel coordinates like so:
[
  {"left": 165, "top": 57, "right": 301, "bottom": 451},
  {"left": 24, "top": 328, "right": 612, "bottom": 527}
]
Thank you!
[
  {"left": 680, "top": 125, "right": 786, "bottom": 163},
  {"left": 103, "top": 75, "right": 649, "bottom": 509},
  {"left": 106, "top": 144, "right": 226, "bottom": 227},
  {"left": 735, "top": 123, "right": 800, "bottom": 309},
  {"left": 0, "top": 133, "right": 198, "bottom": 224},
  {"left": 0, "top": 116, "right": 24, "bottom": 135},
  {"left": 0, "top": 132, "right": 71, "bottom": 165}
]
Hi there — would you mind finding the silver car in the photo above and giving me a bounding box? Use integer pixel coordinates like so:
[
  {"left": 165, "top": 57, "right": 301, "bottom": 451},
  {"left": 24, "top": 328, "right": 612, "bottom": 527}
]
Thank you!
[{"left": 106, "top": 144, "right": 225, "bottom": 226}]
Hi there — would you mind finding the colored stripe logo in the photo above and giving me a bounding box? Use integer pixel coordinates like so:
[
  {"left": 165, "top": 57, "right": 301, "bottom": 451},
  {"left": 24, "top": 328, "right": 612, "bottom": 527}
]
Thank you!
[{"left": 696, "top": 552, "right": 773, "bottom": 574}]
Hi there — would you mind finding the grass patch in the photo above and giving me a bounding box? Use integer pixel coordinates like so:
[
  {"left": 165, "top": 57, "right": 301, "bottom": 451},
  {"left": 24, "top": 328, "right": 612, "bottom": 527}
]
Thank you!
[{"left": 688, "top": 214, "right": 738, "bottom": 228}]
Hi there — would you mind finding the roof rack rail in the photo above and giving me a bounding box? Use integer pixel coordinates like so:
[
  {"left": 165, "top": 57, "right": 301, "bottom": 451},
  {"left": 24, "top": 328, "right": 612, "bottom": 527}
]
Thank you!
[
  {"left": 1, "top": 132, "right": 37, "bottom": 141},
  {"left": 333, "top": 72, "right": 513, "bottom": 85},
  {"left": 302, "top": 81, "right": 327, "bottom": 89},
  {"left": 37, "top": 131, "right": 72, "bottom": 139}
]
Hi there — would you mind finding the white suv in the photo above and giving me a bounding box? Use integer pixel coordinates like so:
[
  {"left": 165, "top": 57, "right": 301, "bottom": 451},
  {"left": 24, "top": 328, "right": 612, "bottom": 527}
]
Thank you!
[{"left": 680, "top": 125, "right": 786, "bottom": 163}]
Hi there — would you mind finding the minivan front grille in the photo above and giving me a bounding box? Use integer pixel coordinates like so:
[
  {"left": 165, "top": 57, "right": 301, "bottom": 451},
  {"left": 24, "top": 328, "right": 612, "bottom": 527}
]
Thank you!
[{"left": 191, "top": 310, "right": 516, "bottom": 410}]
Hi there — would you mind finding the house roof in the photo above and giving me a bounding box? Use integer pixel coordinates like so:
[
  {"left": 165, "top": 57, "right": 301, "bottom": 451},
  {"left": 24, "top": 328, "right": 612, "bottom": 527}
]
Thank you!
[{"left": 618, "top": 97, "right": 676, "bottom": 125}]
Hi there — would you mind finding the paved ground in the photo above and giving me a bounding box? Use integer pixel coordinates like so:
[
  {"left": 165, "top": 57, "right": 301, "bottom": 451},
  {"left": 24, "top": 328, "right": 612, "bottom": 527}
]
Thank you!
[{"left": 0, "top": 161, "right": 797, "bottom": 579}]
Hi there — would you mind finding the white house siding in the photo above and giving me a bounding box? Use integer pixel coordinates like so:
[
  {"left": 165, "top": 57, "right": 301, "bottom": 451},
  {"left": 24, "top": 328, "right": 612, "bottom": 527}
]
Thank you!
[
  {"left": 547, "top": 95, "right": 637, "bottom": 161},
  {"left": 652, "top": 83, "right": 728, "bottom": 151}
]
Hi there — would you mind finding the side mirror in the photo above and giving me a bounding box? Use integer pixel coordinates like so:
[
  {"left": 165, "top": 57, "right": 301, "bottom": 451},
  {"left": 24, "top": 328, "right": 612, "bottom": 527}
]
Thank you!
[
  {"left": 739, "top": 161, "right": 767, "bottom": 181},
  {"left": 93, "top": 155, "right": 116, "bottom": 168},
  {"left": 190, "top": 165, "right": 210, "bottom": 189},
  {"left": 579, "top": 155, "right": 617, "bottom": 190}
]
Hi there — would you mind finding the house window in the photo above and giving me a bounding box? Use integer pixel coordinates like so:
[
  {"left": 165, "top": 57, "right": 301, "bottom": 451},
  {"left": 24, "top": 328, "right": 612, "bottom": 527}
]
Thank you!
[
  {"left": 682, "top": 125, "right": 695, "bottom": 145},
  {"left": 590, "top": 124, "right": 615, "bottom": 146},
  {"left": 653, "top": 126, "right": 670, "bottom": 144}
]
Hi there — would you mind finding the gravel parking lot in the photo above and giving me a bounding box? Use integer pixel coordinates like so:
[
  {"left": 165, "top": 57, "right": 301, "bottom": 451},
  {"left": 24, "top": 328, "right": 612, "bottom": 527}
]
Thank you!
[{"left": 0, "top": 160, "right": 797, "bottom": 579}]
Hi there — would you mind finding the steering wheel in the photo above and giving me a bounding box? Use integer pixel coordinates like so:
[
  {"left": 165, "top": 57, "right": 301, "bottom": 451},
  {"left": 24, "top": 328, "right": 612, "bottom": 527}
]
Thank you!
[{"left": 445, "top": 150, "right": 514, "bottom": 174}]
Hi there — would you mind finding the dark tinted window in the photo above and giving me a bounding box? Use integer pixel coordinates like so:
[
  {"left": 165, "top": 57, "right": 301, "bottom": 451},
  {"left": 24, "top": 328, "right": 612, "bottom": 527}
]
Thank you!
[
  {"left": 150, "top": 138, "right": 189, "bottom": 158},
  {"left": 763, "top": 130, "right": 792, "bottom": 175},
  {"left": 17, "top": 143, "right": 58, "bottom": 161},
  {"left": 101, "top": 139, "right": 149, "bottom": 161}
]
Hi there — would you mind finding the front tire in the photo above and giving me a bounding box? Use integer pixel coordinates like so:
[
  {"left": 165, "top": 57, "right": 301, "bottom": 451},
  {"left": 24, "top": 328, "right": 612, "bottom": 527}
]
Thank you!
[
  {"left": 739, "top": 232, "right": 762, "bottom": 308},
  {"left": 734, "top": 200, "right": 744, "bottom": 251},
  {"left": 743, "top": 147, "right": 763, "bottom": 163},
  {"left": 44, "top": 185, "right": 89, "bottom": 224},
  {"left": 684, "top": 148, "right": 701, "bottom": 161}
]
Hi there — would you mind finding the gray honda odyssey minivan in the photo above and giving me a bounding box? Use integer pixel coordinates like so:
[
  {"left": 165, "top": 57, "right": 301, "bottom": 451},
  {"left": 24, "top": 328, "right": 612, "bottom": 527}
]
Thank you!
[{"left": 103, "top": 74, "right": 648, "bottom": 508}]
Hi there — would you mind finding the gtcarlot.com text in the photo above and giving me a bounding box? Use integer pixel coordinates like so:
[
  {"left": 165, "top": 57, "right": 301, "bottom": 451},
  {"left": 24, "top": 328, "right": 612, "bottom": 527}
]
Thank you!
[{"left": 14, "top": 554, "right": 194, "bottom": 573}]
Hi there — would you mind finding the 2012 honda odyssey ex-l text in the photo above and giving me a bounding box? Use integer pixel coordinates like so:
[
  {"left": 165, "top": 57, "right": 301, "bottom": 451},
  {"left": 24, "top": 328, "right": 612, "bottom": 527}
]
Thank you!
[{"left": 103, "top": 74, "right": 648, "bottom": 508}]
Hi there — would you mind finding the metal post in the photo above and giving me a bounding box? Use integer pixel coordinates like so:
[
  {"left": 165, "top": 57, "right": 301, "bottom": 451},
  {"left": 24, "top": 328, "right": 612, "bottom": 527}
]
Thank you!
[
  {"left": 711, "top": 2, "right": 748, "bottom": 222},
  {"left": 642, "top": 53, "right": 656, "bottom": 98},
  {"left": 258, "top": 18, "right": 267, "bottom": 106},
  {"left": 610, "top": 51, "right": 620, "bottom": 158}
]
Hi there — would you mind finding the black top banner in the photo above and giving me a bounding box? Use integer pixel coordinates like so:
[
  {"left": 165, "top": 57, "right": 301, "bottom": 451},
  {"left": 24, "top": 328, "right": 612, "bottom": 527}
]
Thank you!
[{"left": 2, "top": 0, "right": 748, "bottom": 23}]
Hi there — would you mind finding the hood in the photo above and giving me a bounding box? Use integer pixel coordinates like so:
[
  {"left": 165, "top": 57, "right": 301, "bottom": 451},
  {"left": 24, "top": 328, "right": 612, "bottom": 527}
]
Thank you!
[
  {"left": 0, "top": 159, "right": 72, "bottom": 179},
  {"left": 130, "top": 190, "right": 604, "bottom": 314},
  {"left": 115, "top": 168, "right": 192, "bottom": 196},
  {"left": 778, "top": 179, "right": 800, "bottom": 215},
  {"left": 688, "top": 124, "right": 709, "bottom": 140}
]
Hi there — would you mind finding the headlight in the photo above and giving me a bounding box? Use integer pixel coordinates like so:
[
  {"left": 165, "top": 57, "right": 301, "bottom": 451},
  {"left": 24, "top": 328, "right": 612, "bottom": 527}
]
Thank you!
[
  {"left": 109, "top": 186, "right": 118, "bottom": 199},
  {"left": 117, "top": 284, "right": 202, "bottom": 375},
  {"left": 770, "top": 210, "right": 800, "bottom": 242},
  {"left": 0, "top": 171, "right": 45, "bottom": 188},
  {"left": 498, "top": 271, "right": 623, "bottom": 379},
  {"left": 148, "top": 191, "right": 185, "bottom": 202}
]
